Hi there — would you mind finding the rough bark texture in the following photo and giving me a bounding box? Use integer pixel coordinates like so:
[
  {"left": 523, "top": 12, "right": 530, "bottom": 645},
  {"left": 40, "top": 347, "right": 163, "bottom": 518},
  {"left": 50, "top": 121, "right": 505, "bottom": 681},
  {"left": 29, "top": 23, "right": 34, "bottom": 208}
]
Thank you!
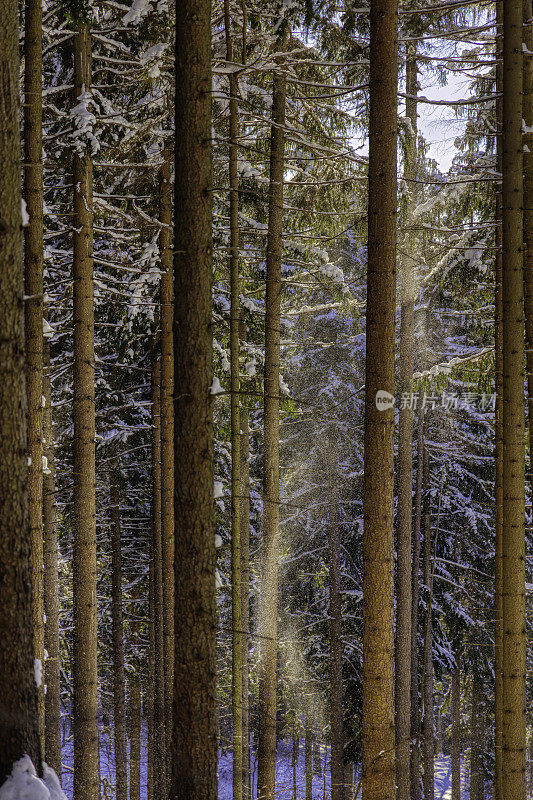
[
  {"left": 305, "top": 715, "right": 313, "bottom": 800},
  {"left": 240, "top": 392, "right": 251, "bottom": 800},
  {"left": 129, "top": 668, "right": 142, "bottom": 800},
  {"left": 172, "top": 0, "right": 217, "bottom": 797},
  {"left": 110, "top": 475, "right": 127, "bottom": 800},
  {"left": 24, "top": 0, "right": 45, "bottom": 748},
  {"left": 257, "top": 48, "right": 286, "bottom": 800},
  {"left": 494, "top": 5, "right": 504, "bottom": 799},
  {"left": 451, "top": 655, "right": 461, "bottom": 800},
  {"left": 72, "top": 22, "right": 100, "bottom": 800},
  {"left": 421, "top": 469, "right": 434, "bottom": 800},
  {"left": 362, "top": 1, "right": 398, "bottom": 799},
  {"left": 151, "top": 356, "right": 166, "bottom": 800},
  {"left": 469, "top": 672, "right": 483, "bottom": 800},
  {"left": 43, "top": 337, "right": 61, "bottom": 776},
  {"left": 0, "top": 0, "right": 41, "bottom": 778},
  {"left": 501, "top": 4, "right": 527, "bottom": 800},
  {"left": 328, "top": 462, "right": 344, "bottom": 800},
  {"left": 410, "top": 405, "right": 425, "bottom": 800},
  {"left": 224, "top": 6, "right": 243, "bottom": 797},
  {"left": 147, "top": 528, "right": 155, "bottom": 800},
  {"left": 159, "top": 144, "right": 174, "bottom": 780},
  {"left": 395, "top": 45, "right": 417, "bottom": 800}
]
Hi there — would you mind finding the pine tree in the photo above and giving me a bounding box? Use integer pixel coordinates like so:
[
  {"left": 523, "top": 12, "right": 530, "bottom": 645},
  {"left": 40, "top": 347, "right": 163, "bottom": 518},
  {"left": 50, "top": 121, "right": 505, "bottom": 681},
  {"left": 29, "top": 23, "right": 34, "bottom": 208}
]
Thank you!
[
  {"left": 362, "top": 0, "right": 398, "bottom": 797},
  {"left": 172, "top": 0, "right": 217, "bottom": 796},
  {"left": 0, "top": 0, "right": 41, "bottom": 779}
]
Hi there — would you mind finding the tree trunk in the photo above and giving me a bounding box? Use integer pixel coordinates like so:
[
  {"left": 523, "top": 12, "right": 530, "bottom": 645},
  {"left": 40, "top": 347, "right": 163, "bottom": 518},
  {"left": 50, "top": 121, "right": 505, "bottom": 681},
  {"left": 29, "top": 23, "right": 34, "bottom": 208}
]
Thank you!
[
  {"left": 110, "top": 475, "right": 127, "bottom": 800},
  {"left": 501, "top": 4, "right": 527, "bottom": 800},
  {"left": 305, "top": 714, "right": 313, "bottom": 800},
  {"left": 240, "top": 360, "right": 251, "bottom": 800},
  {"left": 362, "top": 1, "right": 398, "bottom": 799},
  {"left": 451, "top": 655, "right": 461, "bottom": 800},
  {"left": 421, "top": 457, "right": 434, "bottom": 800},
  {"left": 328, "top": 464, "right": 344, "bottom": 800},
  {"left": 151, "top": 355, "right": 166, "bottom": 800},
  {"left": 410, "top": 405, "right": 424, "bottom": 800},
  {"left": 129, "top": 673, "right": 142, "bottom": 800},
  {"left": 159, "top": 143, "right": 174, "bottom": 783},
  {"left": 0, "top": 0, "right": 41, "bottom": 777},
  {"left": 257, "top": 41, "right": 286, "bottom": 800},
  {"left": 172, "top": 0, "right": 217, "bottom": 796},
  {"left": 493, "top": 4, "right": 504, "bottom": 799},
  {"left": 395, "top": 43, "right": 417, "bottom": 800},
  {"left": 469, "top": 673, "right": 483, "bottom": 800},
  {"left": 72, "top": 22, "right": 99, "bottom": 800},
  {"left": 43, "top": 337, "right": 61, "bottom": 777},
  {"left": 24, "top": 0, "right": 45, "bottom": 750},
  {"left": 224, "top": 6, "right": 243, "bottom": 799},
  {"left": 147, "top": 543, "right": 155, "bottom": 800}
]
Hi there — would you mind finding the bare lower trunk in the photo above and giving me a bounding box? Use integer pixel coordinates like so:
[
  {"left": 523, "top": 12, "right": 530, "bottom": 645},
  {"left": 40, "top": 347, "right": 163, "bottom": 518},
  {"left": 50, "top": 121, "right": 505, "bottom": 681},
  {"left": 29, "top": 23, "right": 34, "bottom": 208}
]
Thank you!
[
  {"left": 305, "top": 714, "right": 313, "bottom": 800},
  {"left": 328, "top": 467, "right": 344, "bottom": 800},
  {"left": 469, "top": 672, "right": 483, "bottom": 800},
  {"left": 501, "top": 4, "right": 526, "bottom": 800},
  {"left": 451, "top": 655, "right": 461, "bottom": 800},
  {"left": 151, "top": 356, "right": 166, "bottom": 800},
  {"left": 240, "top": 390, "right": 251, "bottom": 800},
  {"left": 257, "top": 45, "right": 286, "bottom": 800},
  {"left": 110, "top": 475, "right": 127, "bottom": 800},
  {"left": 421, "top": 457, "right": 434, "bottom": 800},
  {"left": 172, "top": 0, "right": 217, "bottom": 795},
  {"left": 72, "top": 23, "right": 99, "bottom": 800},
  {"left": 43, "top": 338, "right": 61, "bottom": 776},
  {"left": 0, "top": 0, "right": 41, "bottom": 776},
  {"left": 362, "top": 2, "right": 398, "bottom": 799},
  {"left": 129, "top": 674, "right": 141, "bottom": 800},
  {"left": 24, "top": 0, "right": 45, "bottom": 750},
  {"left": 410, "top": 405, "right": 424, "bottom": 800}
]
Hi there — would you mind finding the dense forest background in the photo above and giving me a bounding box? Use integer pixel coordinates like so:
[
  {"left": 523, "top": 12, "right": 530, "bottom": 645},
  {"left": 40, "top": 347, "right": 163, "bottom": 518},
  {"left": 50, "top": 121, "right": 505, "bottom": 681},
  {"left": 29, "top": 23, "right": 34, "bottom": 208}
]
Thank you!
[{"left": 0, "top": 0, "right": 532, "bottom": 799}]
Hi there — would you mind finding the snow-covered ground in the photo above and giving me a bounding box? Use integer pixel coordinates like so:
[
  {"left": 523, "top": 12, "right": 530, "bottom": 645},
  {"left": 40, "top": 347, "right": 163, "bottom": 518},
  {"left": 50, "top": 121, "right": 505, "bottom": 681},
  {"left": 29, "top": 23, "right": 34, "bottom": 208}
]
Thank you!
[{"left": 59, "top": 735, "right": 477, "bottom": 800}]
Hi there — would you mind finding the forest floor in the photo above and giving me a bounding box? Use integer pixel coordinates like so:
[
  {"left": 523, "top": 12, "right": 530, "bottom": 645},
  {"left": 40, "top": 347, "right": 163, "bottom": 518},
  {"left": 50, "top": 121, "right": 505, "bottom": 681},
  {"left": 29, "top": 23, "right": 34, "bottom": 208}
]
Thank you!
[{"left": 60, "top": 733, "right": 474, "bottom": 799}]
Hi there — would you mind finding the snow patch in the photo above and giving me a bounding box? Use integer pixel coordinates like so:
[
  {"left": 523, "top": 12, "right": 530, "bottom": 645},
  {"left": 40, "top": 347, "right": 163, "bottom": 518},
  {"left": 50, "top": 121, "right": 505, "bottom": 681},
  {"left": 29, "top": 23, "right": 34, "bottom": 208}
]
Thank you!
[
  {"left": 34, "top": 658, "right": 43, "bottom": 688},
  {"left": 0, "top": 757, "right": 67, "bottom": 800},
  {"left": 21, "top": 199, "right": 30, "bottom": 227}
]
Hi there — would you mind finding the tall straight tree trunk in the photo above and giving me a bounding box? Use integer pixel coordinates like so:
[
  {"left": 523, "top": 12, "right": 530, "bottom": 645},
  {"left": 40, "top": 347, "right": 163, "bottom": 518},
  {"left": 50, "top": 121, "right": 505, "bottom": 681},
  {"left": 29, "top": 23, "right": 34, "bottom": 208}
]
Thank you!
[
  {"left": 0, "top": 0, "right": 41, "bottom": 777},
  {"left": 224, "top": 5, "right": 243, "bottom": 798},
  {"left": 494, "top": 5, "right": 504, "bottom": 800},
  {"left": 410, "top": 405, "right": 425, "bottom": 800},
  {"left": 421, "top": 470, "right": 434, "bottom": 800},
  {"left": 328, "top": 460, "right": 344, "bottom": 800},
  {"left": 501, "top": 4, "right": 526, "bottom": 800},
  {"left": 151, "top": 355, "right": 166, "bottom": 800},
  {"left": 451, "top": 655, "right": 461, "bottom": 800},
  {"left": 159, "top": 143, "right": 174, "bottom": 779},
  {"left": 129, "top": 586, "right": 142, "bottom": 800},
  {"left": 469, "top": 672, "right": 483, "bottom": 800},
  {"left": 305, "top": 714, "right": 313, "bottom": 800},
  {"left": 173, "top": 0, "right": 217, "bottom": 797},
  {"left": 257, "top": 41, "right": 286, "bottom": 800},
  {"left": 110, "top": 475, "right": 127, "bottom": 800},
  {"left": 240, "top": 392, "right": 251, "bottom": 800},
  {"left": 43, "top": 337, "right": 61, "bottom": 777},
  {"left": 24, "top": 0, "right": 45, "bottom": 749},
  {"left": 147, "top": 549, "right": 155, "bottom": 800},
  {"left": 72, "top": 22, "right": 99, "bottom": 800},
  {"left": 395, "top": 43, "right": 417, "bottom": 800},
  {"left": 362, "top": 1, "right": 398, "bottom": 799},
  {"left": 523, "top": 0, "right": 533, "bottom": 497}
]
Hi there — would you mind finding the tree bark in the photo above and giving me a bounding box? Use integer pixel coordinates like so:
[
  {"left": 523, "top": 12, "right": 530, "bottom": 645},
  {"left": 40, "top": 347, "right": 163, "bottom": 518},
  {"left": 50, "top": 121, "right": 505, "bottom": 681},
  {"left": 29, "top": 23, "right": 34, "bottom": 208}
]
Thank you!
[
  {"left": 469, "top": 672, "right": 483, "bottom": 800},
  {"left": 224, "top": 6, "right": 243, "bottom": 798},
  {"left": 257, "top": 41, "right": 286, "bottom": 800},
  {"left": 147, "top": 542, "right": 155, "bottom": 800},
  {"left": 395, "top": 43, "right": 417, "bottom": 800},
  {"left": 129, "top": 669, "right": 142, "bottom": 800},
  {"left": 151, "top": 355, "right": 166, "bottom": 800},
  {"left": 493, "top": 4, "right": 504, "bottom": 799},
  {"left": 24, "top": 0, "right": 45, "bottom": 750},
  {"left": 451, "top": 656, "right": 461, "bottom": 800},
  {"left": 305, "top": 714, "right": 313, "bottom": 800},
  {"left": 72, "top": 22, "right": 99, "bottom": 800},
  {"left": 328, "top": 461, "right": 344, "bottom": 800},
  {"left": 410, "top": 405, "right": 424, "bottom": 800},
  {"left": 501, "top": 4, "right": 527, "bottom": 800},
  {"left": 43, "top": 336, "right": 61, "bottom": 777},
  {"left": 0, "top": 0, "right": 41, "bottom": 777},
  {"left": 362, "top": 1, "right": 398, "bottom": 799},
  {"left": 172, "top": 0, "right": 217, "bottom": 796},
  {"left": 159, "top": 142, "right": 174, "bottom": 782},
  {"left": 421, "top": 454, "right": 434, "bottom": 800},
  {"left": 240, "top": 393, "right": 251, "bottom": 800},
  {"left": 110, "top": 474, "right": 127, "bottom": 800}
]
